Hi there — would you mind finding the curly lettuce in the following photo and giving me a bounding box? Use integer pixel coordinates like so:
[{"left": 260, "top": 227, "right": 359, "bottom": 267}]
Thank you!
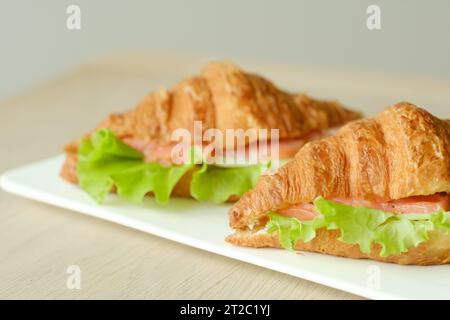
[
  {"left": 77, "top": 129, "right": 194, "bottom": 204},
  {"left": 76, "top": 129, "right": 266, "bottom": 204},
  {"left": 190, "top": 163, "right": 267, "bottom": 203},
  {"left": 267, "top": 212, "right": 325, "bottom": 250},
  {"left": 267, "top": 197, "right": 450, "bottom": 257}
]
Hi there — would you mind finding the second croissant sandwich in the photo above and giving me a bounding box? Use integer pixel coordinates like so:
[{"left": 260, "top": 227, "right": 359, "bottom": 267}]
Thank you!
[
  {"left": 61, "top": 61, "right": 359, "bottom": 204},
  {"left": 227, "top": 102, "right": 450, "bottom": 265}
]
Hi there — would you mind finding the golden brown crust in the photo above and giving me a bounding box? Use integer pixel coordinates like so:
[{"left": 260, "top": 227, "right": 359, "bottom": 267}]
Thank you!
[
  {"left": 229, "top": 102, "right": 450, "bottom": 230},
  {"left": 226, "top": 228, "right": 450, "bottom": 265},
  {"left": 60, "top": 61, "right": 360, "bottom": 200},
  {"left": 68, "top": 61, "right": 360, "bottom": 145},
  {"left": 202, "top": 62, "right": 360, "bottom": 143}
]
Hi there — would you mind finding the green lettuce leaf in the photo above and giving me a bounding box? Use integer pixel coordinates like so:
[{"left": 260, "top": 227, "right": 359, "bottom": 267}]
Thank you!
[
  {"left": 373, "top": 217, "right": 433, "bottom": 257},
  {"left": 189, "top": 164, "right": 266, "bottom": 203},
  {"left": 431, "top": 210, "right": 450, "bottom": 234},
  {"left": 314, "top": 197, "right": 393, "bottom": 253},
  {"left": 77, "top": 129, "right": 268, "bottom": 205},
  {"left": 110, "top": 163, "right": 193, "bottom": 204},
  {"left": 267, "top": 212, "right": 325, "bottom": 250},
  {"left": 77, "top": 129, "right": 193, "bottom": 204},
  {"left": 268, "top": 197, "right": 450, "bottom": 257}
]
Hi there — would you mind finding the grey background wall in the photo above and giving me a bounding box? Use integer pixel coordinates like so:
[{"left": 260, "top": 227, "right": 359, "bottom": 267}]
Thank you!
[{"left": 1, "top": 0, "right": 449, "bottom": 100}]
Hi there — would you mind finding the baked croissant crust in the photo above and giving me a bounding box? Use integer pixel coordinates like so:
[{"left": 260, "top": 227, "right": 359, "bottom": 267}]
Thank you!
[
  {"left": 61, "top": 61, "right": 360, "bottom": 186},
  {"left": 229, "top": 102, "right": 450, "bottom": 231}
]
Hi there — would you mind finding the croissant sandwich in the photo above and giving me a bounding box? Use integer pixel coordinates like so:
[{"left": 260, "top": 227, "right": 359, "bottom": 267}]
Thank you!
[
  {"left": 61, "top": 61, "right": 360, "bottom": 205},
  {"left": 227, "top": 102, "right": 450, "bottom": 265}
]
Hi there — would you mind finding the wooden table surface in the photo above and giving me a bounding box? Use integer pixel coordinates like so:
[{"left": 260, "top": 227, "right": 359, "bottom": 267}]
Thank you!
[{"left": 1, "top": 53, "right": 449, "bottom": 299}]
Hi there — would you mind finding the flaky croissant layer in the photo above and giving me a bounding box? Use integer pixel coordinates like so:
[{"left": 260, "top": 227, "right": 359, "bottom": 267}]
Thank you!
[{"left": 90, "top": 61, "right": 360, "bottom": 144}]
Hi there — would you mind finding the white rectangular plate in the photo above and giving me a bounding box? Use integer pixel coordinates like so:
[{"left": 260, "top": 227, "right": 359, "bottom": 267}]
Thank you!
[{"left": 1, "top": 156, "right": 449, "bottom": 300}]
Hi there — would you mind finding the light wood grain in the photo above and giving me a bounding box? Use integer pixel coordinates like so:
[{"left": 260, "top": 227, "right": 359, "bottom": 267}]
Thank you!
[{"left": 2, "top": 53, "right": 449, "bottom": 299}]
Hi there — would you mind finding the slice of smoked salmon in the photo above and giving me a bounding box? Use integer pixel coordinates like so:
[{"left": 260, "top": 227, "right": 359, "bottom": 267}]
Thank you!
[
  {"left": 278, "top": 203, "right": 318, "bottom": 221},
  {"left": 279, "top": 194, "right": 450, "bottom": 221},
  {"left": 122, "top": 127, "right": 338, "bottom": 165}
]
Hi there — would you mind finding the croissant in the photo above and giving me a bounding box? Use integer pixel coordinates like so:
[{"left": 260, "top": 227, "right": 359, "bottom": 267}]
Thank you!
[
  {"left": 61, "top": 61, "right": 359, "bottom": 201},
  {"left": 227, "top": 102, "right": 450, "bottom": 265}
]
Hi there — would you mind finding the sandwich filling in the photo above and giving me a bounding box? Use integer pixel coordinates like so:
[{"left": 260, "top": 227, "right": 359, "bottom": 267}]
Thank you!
[
  {"left": 266, "top": 195, "right": 450, "bottom": 257},
  {"left": 77, "top": 129, "right": 266, "bottom": 204},
  {"left": 76, "top": 126, "right": 339, "bottom": 205},
  {"left": 123, "top": 126, "right": 338, "bottom": 165}
]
